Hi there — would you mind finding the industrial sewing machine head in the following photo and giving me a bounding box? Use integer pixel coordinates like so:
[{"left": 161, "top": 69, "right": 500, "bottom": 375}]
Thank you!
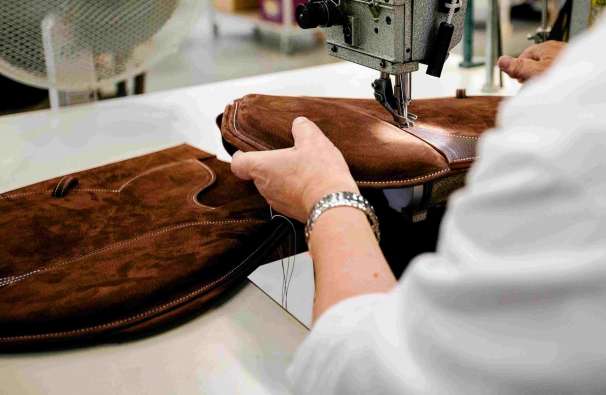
[{"left": 296, "top": 0, "right": 466, "bottom": 127}]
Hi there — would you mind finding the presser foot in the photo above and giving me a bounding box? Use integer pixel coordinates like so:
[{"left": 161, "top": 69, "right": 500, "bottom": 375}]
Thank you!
[
  {"left": 390, "top": 111, "right": 417, "bottom": 128},
  {"left": 372, "top": 73, "right": 417, "bottom": 128}
]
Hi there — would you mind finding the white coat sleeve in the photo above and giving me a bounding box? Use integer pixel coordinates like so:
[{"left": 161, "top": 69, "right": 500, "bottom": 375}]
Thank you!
[{"left": 289, "top": 17, "right": 606, "bottom": 395}]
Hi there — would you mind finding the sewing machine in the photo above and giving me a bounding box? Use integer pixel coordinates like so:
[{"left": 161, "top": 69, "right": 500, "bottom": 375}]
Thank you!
[{"left": 296, "top": 0, "right": 467, "bottom": 127}]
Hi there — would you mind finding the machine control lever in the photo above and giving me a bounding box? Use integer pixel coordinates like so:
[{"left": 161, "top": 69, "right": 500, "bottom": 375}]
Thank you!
[{"left": 426, "top": 21, "right": 454, "bottom": 77}]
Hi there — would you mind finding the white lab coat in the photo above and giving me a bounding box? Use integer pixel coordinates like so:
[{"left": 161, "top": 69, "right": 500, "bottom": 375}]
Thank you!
[{"left": 288, "top": 17, "right": 606, "bottom": 394}]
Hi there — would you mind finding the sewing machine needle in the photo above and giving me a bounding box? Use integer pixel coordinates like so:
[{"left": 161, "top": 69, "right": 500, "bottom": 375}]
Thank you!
[{"left": 396, "top": 72, "right": 414, "bottom": 127}]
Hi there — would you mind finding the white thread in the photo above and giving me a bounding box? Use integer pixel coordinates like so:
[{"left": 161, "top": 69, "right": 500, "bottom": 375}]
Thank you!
[
  {"left": 355, "top": 168, "right": 451, "bottom": 186},
  {"left": 0, "top": 221, "right": 275, "bottom": 343},
  {"left": 269, "top": 206, "right": 297, "bottom": 309},
  {"left": 0, "top": 159, "right": 213, "bottom": 199},
  {"left": 230, "top": 101, "right": 462, "bottom": 187},
  {"left": 451, "top": 156, "right": 477, "bottom": 163},
  {"left": 0, "top": 219, "right": 262, "bottom": 288}
]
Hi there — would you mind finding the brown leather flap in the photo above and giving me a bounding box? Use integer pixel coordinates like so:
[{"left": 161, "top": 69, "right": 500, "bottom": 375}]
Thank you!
[
  {"left": 0, "top": 145, "right": 294, "bottom": 351},
  {"left": 220, "top": 94, "right": 503, "bottom": 188}
]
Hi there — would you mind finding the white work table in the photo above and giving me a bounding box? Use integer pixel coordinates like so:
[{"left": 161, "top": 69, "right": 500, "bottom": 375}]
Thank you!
[{"left": 0, "top": 57, "right": 518, "bottom": 395}]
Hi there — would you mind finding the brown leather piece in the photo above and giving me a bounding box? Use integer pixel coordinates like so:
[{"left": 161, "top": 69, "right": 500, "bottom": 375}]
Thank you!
[
  {"left": 0, "top": 144, "right": 293, "bottom": 351},
  {"left": 220, "top": 94, "right": 503, "bottom": 187}
]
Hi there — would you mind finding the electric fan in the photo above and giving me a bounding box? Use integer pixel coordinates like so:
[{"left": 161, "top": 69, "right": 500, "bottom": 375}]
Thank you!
[{"left": 0, "top": 0, "right": 202, "bottom": 106}]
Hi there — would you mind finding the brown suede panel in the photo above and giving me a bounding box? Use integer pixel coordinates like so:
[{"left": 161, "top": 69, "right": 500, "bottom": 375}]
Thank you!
[
  {"left": 0, "top": 144, "right": 291, "bottom": 350},
  {"left": 220, "top": 94, "right": 503, "bottom": 187}
]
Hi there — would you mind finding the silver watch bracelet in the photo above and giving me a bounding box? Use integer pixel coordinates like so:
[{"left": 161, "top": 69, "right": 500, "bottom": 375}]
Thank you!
[{"left": 304, "top": 191, "right": 381, "bottom": 244}]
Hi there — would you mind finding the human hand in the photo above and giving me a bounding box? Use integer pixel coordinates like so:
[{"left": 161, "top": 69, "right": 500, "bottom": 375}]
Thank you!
[
  {"left": 231, "top": 117, "right": 358, "bottom": 223},
  {"left": 498, "top": 40, "right": 566, "bottom": 83}
]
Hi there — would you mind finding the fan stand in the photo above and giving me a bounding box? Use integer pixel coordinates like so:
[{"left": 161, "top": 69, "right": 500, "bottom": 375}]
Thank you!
[{"left": 42, "top": 13, "right": 98, "bottom": 109}]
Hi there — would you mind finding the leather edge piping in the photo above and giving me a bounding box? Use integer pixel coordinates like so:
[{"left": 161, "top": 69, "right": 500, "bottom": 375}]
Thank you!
[
  {"left": 226, "top": 103, "right": 453, "bottom": 187},
  {"left": 0, "top": 219, "right": 285, "bottom": 344}
]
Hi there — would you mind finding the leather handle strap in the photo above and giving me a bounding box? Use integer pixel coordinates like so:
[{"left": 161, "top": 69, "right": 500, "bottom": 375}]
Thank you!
[
  {"left": 403, "top": 127, "right": 478, "bottom": 167},
  {"left": 51, "top": 177, "right": 79, "bottom": 198}
]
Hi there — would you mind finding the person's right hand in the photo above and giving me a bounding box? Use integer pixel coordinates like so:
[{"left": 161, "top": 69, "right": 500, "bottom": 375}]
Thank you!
[{"left": 497, "top": 40, "right": 566, "bottom": 83}]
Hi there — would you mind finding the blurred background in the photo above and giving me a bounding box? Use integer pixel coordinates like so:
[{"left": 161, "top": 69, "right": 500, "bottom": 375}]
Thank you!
[
  {"left": 0, "top": 0, "right": 579, "bottom": 115},
  {"left": 145, "top": 0, "right": 555, "bottom": 91}
]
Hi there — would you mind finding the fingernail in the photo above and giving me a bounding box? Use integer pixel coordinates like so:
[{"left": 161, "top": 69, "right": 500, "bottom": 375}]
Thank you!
[{"left": 293, "top": 116, "right": 308, "bottom": 125}]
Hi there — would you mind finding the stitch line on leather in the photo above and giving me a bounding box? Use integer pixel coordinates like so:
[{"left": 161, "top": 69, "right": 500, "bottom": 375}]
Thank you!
[
  {"left": 401, "top": 127, "right": 478, "bottom": 164},
  {"left": 117, "top": 160, "right": 202, "bottom": 192},
  {"left": 0, "top": 220, "right": 283, "bottom": 343},
  {"left": 0, "top": 190, "right": 53, "bottom": 199},
  {"left": 0, "top": 219, "right": 263, "bottom": 289},
  {"left": 231, "top": 101, "right": 273, "bottom": 151},
  {"left": 323, "top": 96, "right": 482, "bottom": 141},
  {"left": 231, "top": 102, "right": 453, "bottom": 186},
  {"left": 52, "top": 176, "right": 68, "bottom": 197},
  {"left": 191, "top": 192, "right": 217, "bottom": 210},
  {"left": 76, "top": 188, "right": 119, "bottom": 193},
  {"left": 84, "top": 159, "right": 215, "bottom": 193},
  {"left": 407, "top": 130, "right": 479, "bottom": 140},
  {"left": 451, "top": 156, "right": 477, "bottom": 163},
  {"left": 189, "top": 160, "right": 218, "bottom": 210},
  {"left": 355, "top": 168, "right": 451, "bottom": 185},
  {"left": 0, "top": 160, "right": 215, "bottom": 199}
]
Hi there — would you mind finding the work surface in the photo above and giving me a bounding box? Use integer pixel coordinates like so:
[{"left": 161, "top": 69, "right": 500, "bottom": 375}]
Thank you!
[{"left": 0, "top": 58, "right": 518, "bottom": 395}]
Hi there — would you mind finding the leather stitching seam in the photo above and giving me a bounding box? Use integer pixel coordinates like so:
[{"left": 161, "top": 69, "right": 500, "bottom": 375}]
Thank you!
[
  {"left": 230, "top": 101, "right": 452, "bottom": 186},
  {"left": 188, "top": 161, "right": 218, "bottom": 210},
  {"left": 0, "top": 218, "right": 264, "bottom": 289},
  {"left": 451, "top": 156, "right": 477, "bottom": 163},
  {"left": 0, "top": 218, "right": 278, "bottom": 343},
  {"left": 354, "top": 168, "right": 451, "bottom": 185},
  {"left": 0, "top": 160, "right": 213, "bottom": 199}
]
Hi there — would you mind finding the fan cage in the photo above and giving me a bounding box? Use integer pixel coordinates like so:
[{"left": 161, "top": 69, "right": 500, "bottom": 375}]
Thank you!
[{"left": 0, "top": 0, "right": 201, "bottom": 91}]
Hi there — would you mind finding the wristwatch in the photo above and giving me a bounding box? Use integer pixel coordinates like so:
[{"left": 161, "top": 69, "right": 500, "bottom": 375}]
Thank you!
[{"left": 304, "top": 191, "right": 381, "bottom": 244}]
